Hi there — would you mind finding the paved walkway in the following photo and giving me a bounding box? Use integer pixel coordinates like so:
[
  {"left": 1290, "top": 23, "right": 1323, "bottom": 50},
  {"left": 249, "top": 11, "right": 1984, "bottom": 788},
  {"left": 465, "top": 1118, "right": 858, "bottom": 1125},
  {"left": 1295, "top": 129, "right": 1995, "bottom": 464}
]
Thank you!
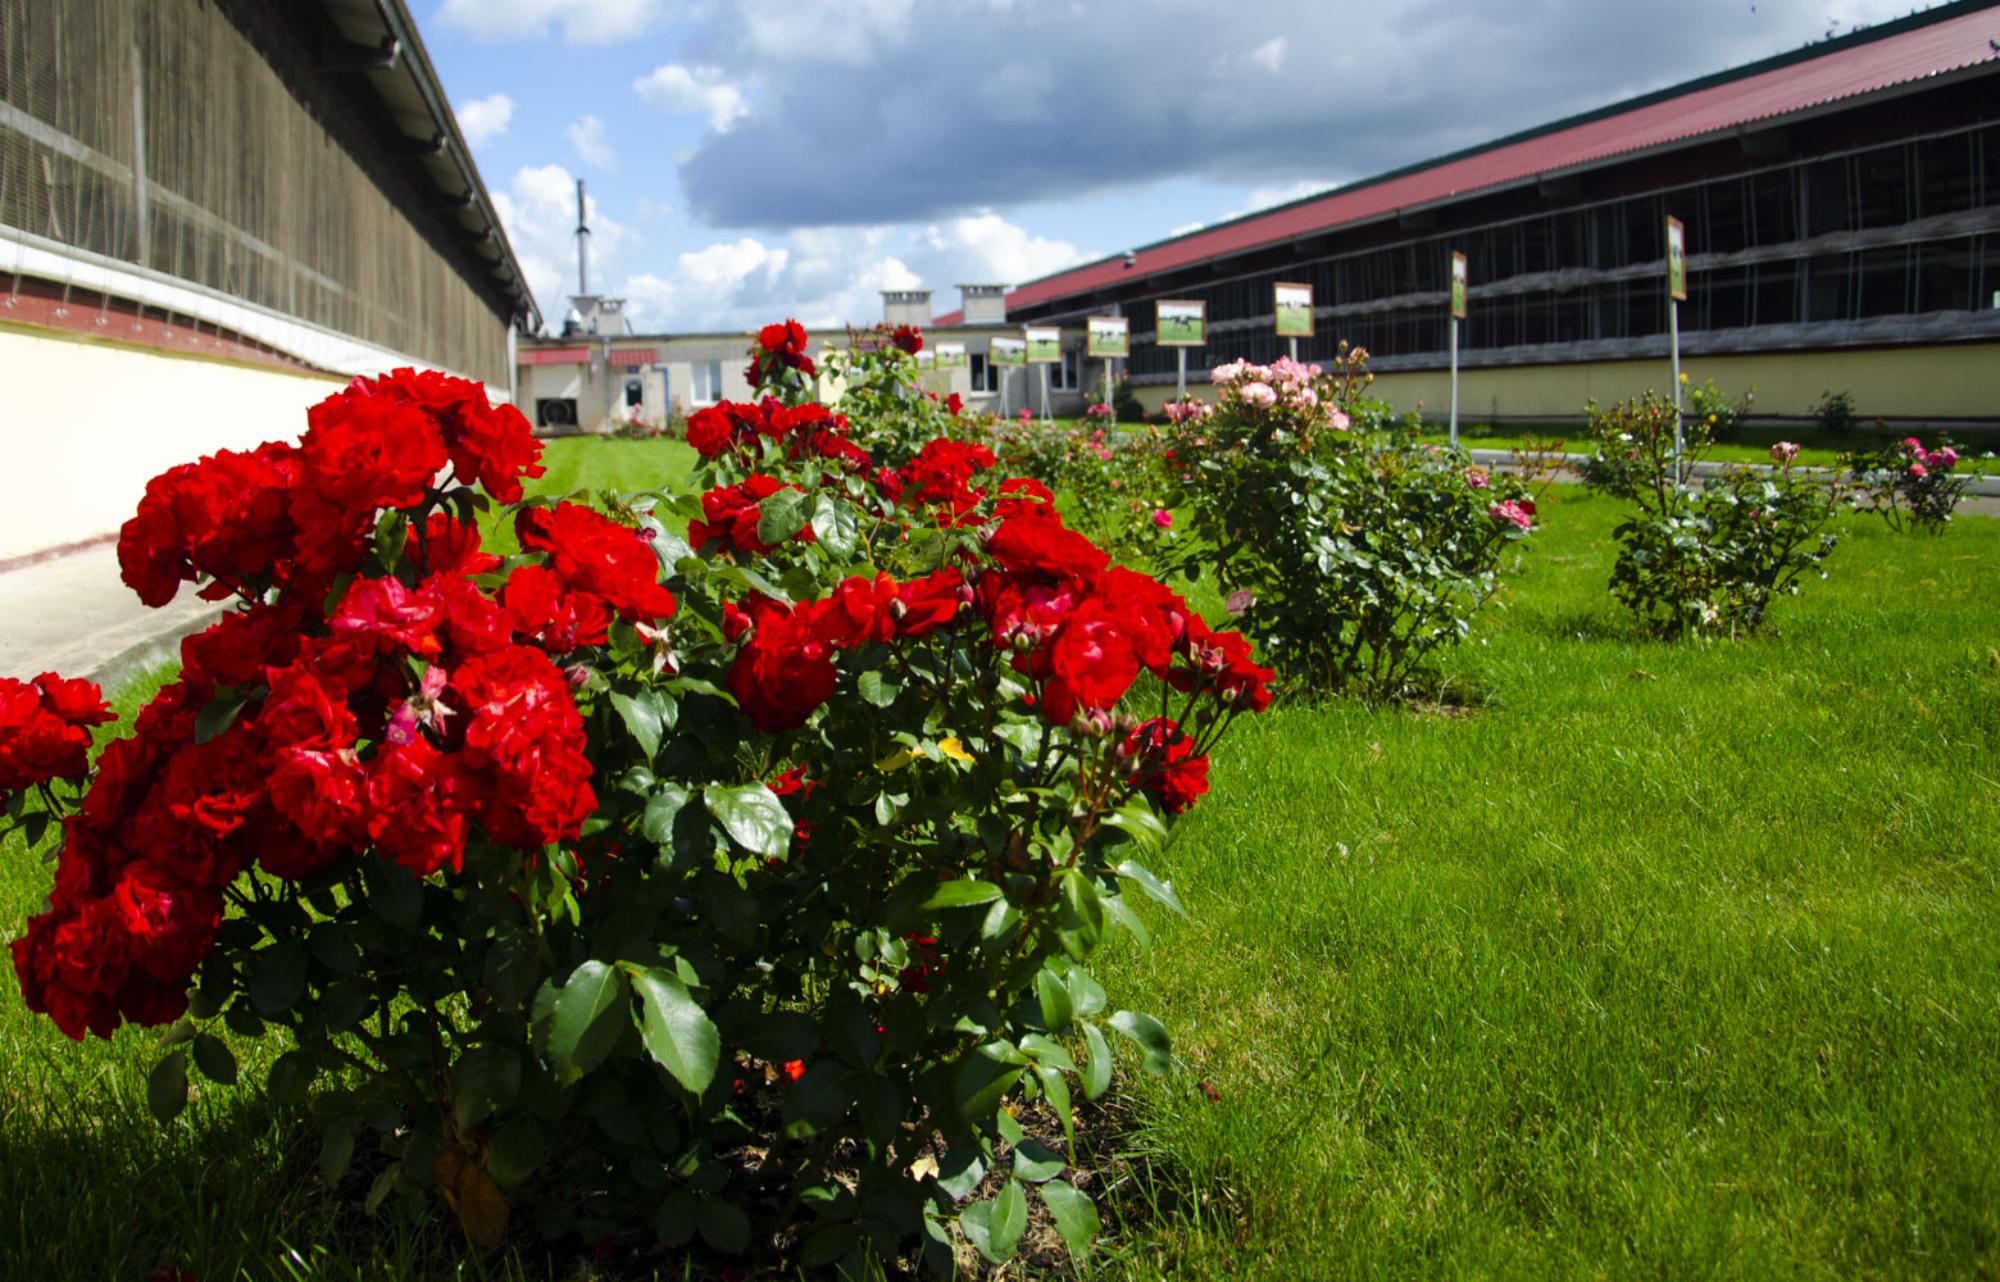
[{"left": 0, "top": 543, "right": 219, "bottom": 687}]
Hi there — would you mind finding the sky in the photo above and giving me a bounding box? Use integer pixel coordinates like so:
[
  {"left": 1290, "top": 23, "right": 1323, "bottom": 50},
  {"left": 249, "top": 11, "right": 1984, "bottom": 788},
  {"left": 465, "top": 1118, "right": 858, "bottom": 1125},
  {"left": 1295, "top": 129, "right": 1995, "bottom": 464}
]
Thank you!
[{"left": 419, "top": 0, "right": 1935, "bottom": 335}]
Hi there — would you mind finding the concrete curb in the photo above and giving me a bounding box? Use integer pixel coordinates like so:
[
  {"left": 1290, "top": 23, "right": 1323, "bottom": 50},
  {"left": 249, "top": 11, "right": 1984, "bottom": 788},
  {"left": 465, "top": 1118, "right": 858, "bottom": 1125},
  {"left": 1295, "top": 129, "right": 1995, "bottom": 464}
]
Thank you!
[{"left": 1462, "top": 448, "right": 2000, "bottom": 498}]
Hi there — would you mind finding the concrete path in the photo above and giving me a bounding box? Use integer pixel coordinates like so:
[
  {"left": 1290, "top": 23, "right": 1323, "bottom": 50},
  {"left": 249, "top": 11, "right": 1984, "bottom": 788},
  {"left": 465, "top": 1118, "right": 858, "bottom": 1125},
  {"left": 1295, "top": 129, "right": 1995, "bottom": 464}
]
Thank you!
[{"left": 0, "top": 542, "right": 219, "bottom": 687}]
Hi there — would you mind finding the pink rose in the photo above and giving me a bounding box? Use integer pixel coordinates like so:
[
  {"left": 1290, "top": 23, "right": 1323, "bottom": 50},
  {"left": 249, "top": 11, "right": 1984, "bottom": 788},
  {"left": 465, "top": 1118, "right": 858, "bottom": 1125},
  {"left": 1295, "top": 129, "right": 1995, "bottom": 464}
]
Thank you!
[
  {"left": 1909, "top": 462, "right": 1928, "bottom": 479},
  {"left": 1152, "top": 509, "right": 1173, "bottom": 530},
  {"left": 1770, "top": 441, "right": 1800, "bottom": 465},
  {"left": 1489, "top": 499, "right": 1535, "bottom": 532},
  {"left": 1934, "top": 447, "right": 1959, "bottom": 469}
]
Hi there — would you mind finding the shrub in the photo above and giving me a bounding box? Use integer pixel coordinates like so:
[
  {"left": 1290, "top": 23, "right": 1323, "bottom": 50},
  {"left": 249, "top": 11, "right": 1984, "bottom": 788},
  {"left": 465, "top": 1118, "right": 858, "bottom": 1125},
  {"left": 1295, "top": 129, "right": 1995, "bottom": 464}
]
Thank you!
[
  {"left": 1578, "top": 391, "right": 1711, "bottom": 499},
  {"left": 1599, "top": 392, "right": 1839, "bottom": 637},
  {"left": 6, "top": 331, "right": 1269, "bottom": 1274},
  {"left": 1686, "top": 378, "right": 1755, "bottom": 439},
  {"left": 1166, "top": 349, "right": 1535, "bottom": 698},
  {"left": 1110, "top": 377, "right": 1145, "bottom": 424},
  {"left": 1813, "top": 388, "right": 1859, "bottom": 435},
  {"left": 1842, "top": 435, "right": 1969, "bottom": 534},
  {"left": 985, "top": 416, "right": 1176, "bottom": 567}
]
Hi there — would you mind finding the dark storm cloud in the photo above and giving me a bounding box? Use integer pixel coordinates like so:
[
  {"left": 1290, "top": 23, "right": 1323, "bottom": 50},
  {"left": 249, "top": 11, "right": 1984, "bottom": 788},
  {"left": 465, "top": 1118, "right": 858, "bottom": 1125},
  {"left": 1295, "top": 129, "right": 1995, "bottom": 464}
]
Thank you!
[{"left": 672, "top": 0, "right": 1910, "bottom": 230}]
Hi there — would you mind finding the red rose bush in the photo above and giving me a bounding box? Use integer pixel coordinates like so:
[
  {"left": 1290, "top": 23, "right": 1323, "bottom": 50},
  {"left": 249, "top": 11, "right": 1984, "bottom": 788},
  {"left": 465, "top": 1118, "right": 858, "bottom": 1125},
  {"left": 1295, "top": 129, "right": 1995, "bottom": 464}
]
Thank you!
[{"left": 9, "top": 332, "right": 1267, "bottom": 1272}]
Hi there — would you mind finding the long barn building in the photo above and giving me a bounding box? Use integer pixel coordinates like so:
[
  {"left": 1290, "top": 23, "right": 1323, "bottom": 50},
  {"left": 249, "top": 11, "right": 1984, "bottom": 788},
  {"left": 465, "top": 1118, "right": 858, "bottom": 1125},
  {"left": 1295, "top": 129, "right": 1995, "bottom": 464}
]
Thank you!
[
  {"left": 953, "top": 1, "right": 2000, "bottom": 424},
  {"left": 0, "top": 0, "right": 535, "bottom": 560}
]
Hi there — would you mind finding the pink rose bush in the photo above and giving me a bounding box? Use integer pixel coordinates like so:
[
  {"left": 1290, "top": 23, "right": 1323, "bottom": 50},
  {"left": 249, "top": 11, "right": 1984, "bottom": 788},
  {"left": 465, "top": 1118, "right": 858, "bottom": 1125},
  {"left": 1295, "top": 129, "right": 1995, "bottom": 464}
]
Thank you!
[{"left": 1844, "top": 433, "right": 1970, "bottom": 533}]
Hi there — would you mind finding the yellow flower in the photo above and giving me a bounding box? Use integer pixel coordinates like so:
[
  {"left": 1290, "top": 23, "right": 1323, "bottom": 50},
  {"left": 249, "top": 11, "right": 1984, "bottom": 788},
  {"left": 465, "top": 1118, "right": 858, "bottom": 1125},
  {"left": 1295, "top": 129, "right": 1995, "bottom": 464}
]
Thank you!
[{"left": 939, "top": 736, "right": 975, "bottom": 764}]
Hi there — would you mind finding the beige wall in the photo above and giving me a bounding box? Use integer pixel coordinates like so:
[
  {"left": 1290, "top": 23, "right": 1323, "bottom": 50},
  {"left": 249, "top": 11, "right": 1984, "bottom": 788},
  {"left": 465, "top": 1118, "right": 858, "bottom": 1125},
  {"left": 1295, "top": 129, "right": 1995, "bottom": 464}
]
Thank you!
[
  {"left": 0, "top": 325, "right": 342, "bottom": 559},
  {"left": 1137, "top": 343, "right": 2000, "bottom": 424}
]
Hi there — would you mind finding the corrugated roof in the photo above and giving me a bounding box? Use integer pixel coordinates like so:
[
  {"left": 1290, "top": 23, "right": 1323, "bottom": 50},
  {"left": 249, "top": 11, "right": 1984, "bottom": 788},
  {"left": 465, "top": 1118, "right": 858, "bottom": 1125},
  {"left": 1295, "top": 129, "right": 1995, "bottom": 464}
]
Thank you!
[{"left": 995, "top": 0, "right": 2000, "bottom": 317}]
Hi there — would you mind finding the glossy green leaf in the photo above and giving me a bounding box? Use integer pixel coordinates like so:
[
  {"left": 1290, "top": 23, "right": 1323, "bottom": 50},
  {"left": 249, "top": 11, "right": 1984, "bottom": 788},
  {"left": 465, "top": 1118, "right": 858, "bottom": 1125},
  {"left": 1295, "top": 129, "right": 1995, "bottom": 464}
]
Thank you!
[
  {"left": 608, "top": 690, "right": 665, "bottom": 761},
  {"left": 1056, "top": 868, "right": 1104, "bottom": 961},
  {"left": 923, "top": 879, "right": 1003, "bottom": 910},
  {"left": 955, "top": 1041, "right": 1028, "bottom": 1125},
  {"left": 1080, "top": 1022, "right": 1113, "bottom": 1100},
  {"left": 191, "top": 1033, "right": 237, "bottom": 1087},
  {"left": 1012, "top": 1138, "right": 1064, "bottom": 1183},
  {"left": 755, "top": 487, "right": 810, "bottom": 546},
  {"left": 1035, "top": 967, "right": 1074, "bottom": 1031},
  {"left": 1038, "top": 1179, "right": 1102, "bottom": 1259},
  {"left": 628, "top": 965, "right": 720, "bottom": 1095},
  {"left": 640, "top": 783, "right": 692, "bottom": 844},
  {"left": 541, "top": 960, "right": 628, "bottom": 1083},
  {"left": 698, "top": 1196, "right": 751, "bottom": 1253},
  {"left": 705, "top": 783, "right": 793, "bottom": 860},
  {"left": 1109, "top": 1009, "right": 1173, "bottom": 1075},
  {"left": 961, "top": 1179, "right": 1027, "bottom": 1263},
  {"left": 1115, "top": 859, "right": 1187, "bottom": 916},
  {"left": 147, "top": 1050, "right": 188, "bottom": 1125},
  {"left": 246, "top": 939, "right": 308, "bottom": 1016}
]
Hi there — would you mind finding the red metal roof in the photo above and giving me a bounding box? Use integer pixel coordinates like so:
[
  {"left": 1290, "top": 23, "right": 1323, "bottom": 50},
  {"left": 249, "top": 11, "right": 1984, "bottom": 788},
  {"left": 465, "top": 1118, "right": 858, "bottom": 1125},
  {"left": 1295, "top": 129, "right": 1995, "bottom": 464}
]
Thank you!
[
  {"left": 608, "top": 347, "right": 658, "bottom": 366},
  {"left": 518, "top": 346, "right": 589, "bottom": 365},
  {"left": 999, "top": 3, "right": 2000, "bottom": 316}
]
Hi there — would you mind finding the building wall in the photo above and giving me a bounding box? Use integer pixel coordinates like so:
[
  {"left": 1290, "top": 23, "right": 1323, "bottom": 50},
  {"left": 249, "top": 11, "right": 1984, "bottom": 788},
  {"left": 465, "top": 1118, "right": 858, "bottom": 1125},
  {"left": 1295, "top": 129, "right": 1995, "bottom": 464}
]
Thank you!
[
  {"left": 1133, "top": 340, "right": 2000, "bottom": 424},
  {"left": 0, "top": 0, "right": 514, "bottom": 384},
  {"left": 0, "top": 324, "right": 343, "bottom": 559}
]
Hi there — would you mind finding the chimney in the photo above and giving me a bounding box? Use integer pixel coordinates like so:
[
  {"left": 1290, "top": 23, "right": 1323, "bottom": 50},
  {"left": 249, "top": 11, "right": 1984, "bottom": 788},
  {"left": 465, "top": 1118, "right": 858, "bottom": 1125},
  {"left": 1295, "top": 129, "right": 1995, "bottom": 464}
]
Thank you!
[
  {"left": 576, "top": 179, "right": 591, "bottom": 296},
  {"left": 882, "top": 289, "right": 932, "bottom": 327},
  {"left": 957, "top": 283, "right": 1008, "bottom": 325}
]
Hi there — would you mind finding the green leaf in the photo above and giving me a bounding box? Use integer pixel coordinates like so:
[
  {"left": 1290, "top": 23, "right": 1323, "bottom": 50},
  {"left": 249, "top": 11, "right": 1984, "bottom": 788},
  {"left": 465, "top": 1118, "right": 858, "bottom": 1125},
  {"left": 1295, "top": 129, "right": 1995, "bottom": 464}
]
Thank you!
[
  {"left": 654, "top": 1189, "right": 698, "bottom": 1246},
  {"left": 936, "top": 1143, "right": 987, "bottom": 1199},
  {"left": 1101, "top": 892, "right": 1152, "bottom": 950},
  {"left": 246, "top": 939, "right": 308, "bottom": 1016},
  {"left": 608, "top": 690, "right": 665, "bottom": 761},
  {"left": 955, "top": 1041, "right": 1028, "bottom": 1126},
  {"left": 1066, "top": 965, "right": 1108, "bottom": 1018},
  {"left": 705, "top": 783, "right": 793, "bottom": 860},
  {"left": 193, "top": 694, "right": 249, "bottom": 746},
  {"left": 1020, "top": 1033, "right": 1076, "bottom": 1073},
  {"left": 1080, "top": 1023, "right": 1113, "bottom": 1100},
  {"left": 698, "top": 1195, "right": 752, "bottom": 1254},
  {"left": 755, "top": 487, "right": 810, "bottom": 546},
  {"left": 486, "top": 1116, "right": 548, "bottom": 1190},
  {"left": 628, "top": 965, "right": 720, "bottom": 1095},
  {"left": 961, "top": 1179, "right": 1028, "bottom": 1263},
  {"left": 812, "top": 493, "right": 862, "bottom": 559},
  {"left": 1109, "top": 1009, "right": 1173, "bottom": 1075},
  {"left": 147, "top": 1051, "right": 189, "bottom": 1125},
  {"left": 856, "top": 669, "right": 898, "bottom": 708},
  {"left": 1056, "top": 869, "right": 1104, "bottom": 961},
  {"left": 451, "top": 1047, "right": 521, "bottom": 1133},
  {"left": 1115, "top": 859, "right": 1187, "bottom": 916},
  {"left": 1012, "top": 1138, "right": 1064, "bottom": 1183},
  {"left": 191, "top": 1034, "right": 237, "bottom": 1087},
  {"left": 267, "top": 1050, "right": 318, "bottom": 1105},
  {"left": 1036, "top": 967, "right": 1074, "bottom": 1032},
  {"left": 541, "top": 961, "right": 629, "bottom": 1083},
  {"left": 640, "top": 783, "right": 692, "bottom": 845},
  {"left": 923, "top": 879, "right": 1003, "bottom": 910},
  {"left": 1105, "top": 799, "right": 1170, "bottom": 848},
  {"left": 1038, "top": 1179, "right": 1102, "bottom": 1259},
  {"left": 363, "top": 858, "right": 423, "bottom": 931},
  {"left": 320, "top": 1117, "right": 356, "bottom": 1186}
]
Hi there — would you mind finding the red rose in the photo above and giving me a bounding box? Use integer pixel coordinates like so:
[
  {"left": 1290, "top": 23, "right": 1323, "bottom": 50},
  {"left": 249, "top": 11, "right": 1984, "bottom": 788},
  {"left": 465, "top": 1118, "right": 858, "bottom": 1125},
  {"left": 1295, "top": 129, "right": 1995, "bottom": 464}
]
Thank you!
[
  {"left": 111, "top": 861, "right": 223, "bottom": 983},
  {"left": 366, "top": 738, "right": 471, "bottom": 876},
  {"left": 408, "top": 511, "right": 501, "bottom": 578},
  {"left": 689, "top": 475, "right": 810, "bottom": 556},
  {"left": 811, "top": 574, "right": 899, "bottom": 648},
  {"left": 299, "top": 389, "right": 447, "bottom": 514},
  {"left": 324, "top": 369, "right": 546, "bottom": 503},
  {"left": 516, "top": 502, "right": 678, "bottom": 624},
  {"left": 890, "top": 324, "right": 923, "bottom": 355},
  {"left": 118, "top": 443, "right": 302, "bottom": 606},
  {"left": 726, "top": 596, "right": 836, "bottom": 733},
  {"left": 454, "top": 644, "right": 596, "bottom": 848},
  {"left": 1042, "top": 599, "right": 1140, "bottom": 724},
  {"left": 986, "top": 512, "right": 1109, "bottom": 581},
  {"left": 331, "top": 575, "right": 445, "bottom": 659},
  {"left": 1122, "top": 718, "right": 1210, "bottom": 815},
  {"left": 894, "top": 568, "right": 965, "bottom": 639}
]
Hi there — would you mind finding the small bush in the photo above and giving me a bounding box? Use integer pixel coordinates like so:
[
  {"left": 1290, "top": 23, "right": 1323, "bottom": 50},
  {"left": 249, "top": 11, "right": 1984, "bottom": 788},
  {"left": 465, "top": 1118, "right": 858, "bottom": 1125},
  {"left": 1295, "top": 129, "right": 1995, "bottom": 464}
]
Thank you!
[
  {"left": 1686, "top": 378, "right": 1755, "bottom": 439},
  {"left": 1167, "top": 346, "right": 1536, "bottom": 698},
  {"left": 1813, "top": 389, "right": 1859, "bottom": 435},
  {"left": 1599, "top": 392, "right": 1838, "bottom": 637},
  {"left": 1842, "top": 435, "right": 1969, "bottom": 534},
  {"left": 1111, "top": 377, "right": 1146, "bottom": 424}
]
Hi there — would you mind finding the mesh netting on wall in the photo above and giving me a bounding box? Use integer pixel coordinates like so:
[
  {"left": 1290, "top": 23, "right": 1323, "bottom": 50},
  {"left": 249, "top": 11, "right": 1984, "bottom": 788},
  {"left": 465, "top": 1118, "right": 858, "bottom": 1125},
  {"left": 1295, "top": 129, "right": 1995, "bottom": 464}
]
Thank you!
[{"left": 0, "top": 0, "right": 508, "bottom": 384}]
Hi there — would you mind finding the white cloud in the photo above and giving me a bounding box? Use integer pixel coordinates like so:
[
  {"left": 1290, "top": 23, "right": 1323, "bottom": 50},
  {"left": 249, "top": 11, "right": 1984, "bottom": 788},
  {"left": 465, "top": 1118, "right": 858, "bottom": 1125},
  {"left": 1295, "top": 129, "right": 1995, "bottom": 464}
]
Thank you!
[
  {"left": 565, "top": 115, "right": 616, "bottom": 171},
  {"left": 435, "top": 0, "right": 664, "bottom": 43},
  {"left": 738, "top": 0, "right": 915, "bottom": 65},
  {"left": 1248, "top": 36, "right": 1288, "bottom": 75},
  {"left": 489, "top": 163, "right": 635, "bottom": 323},
  {"left": 456, "top": 93, "right": 514, "bottom": 148},
  {"left": 920, "top": 213, "right": 1083, "bottom": 286},
  {"left": 614, "top": 213, "right": 1080, "bottom": 332},
  {"left": 632, "top": 64, "right": 752, "bottom": 133}
]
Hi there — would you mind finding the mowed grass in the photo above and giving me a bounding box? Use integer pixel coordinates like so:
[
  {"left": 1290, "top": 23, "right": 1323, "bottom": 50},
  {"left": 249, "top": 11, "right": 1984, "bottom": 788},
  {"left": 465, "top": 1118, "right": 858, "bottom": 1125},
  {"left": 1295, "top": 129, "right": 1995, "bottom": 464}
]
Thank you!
[
  {"left": 1421, "top": 420, "right": 2000, "bottom": 475},
  {"left": 1100, "top": 490, "right": 2000, "bottom": 1279},
  {"left": 1, "top": 443, "right": 1996, "bottom": 1278}
]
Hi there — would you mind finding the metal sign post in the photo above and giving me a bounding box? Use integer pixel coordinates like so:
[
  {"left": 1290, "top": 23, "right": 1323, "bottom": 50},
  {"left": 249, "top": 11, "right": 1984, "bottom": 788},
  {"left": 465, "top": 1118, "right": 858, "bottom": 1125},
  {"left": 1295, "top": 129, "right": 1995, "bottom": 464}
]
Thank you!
[
  {"left": 1040, "top": 364, "right": 1050, "bottom": 425},
  {"left": 1157, "top": 300, "right": 1205, "bottom": 402},
  {"left": 1176, "top": 348, "right": 1187, "bottom": 400},
  {"left": 1448, "top": 252, "right": 1468, "bottom": 448},
  {"left": 1666, "top": 216, "right": 1688, "bottom": 485}
]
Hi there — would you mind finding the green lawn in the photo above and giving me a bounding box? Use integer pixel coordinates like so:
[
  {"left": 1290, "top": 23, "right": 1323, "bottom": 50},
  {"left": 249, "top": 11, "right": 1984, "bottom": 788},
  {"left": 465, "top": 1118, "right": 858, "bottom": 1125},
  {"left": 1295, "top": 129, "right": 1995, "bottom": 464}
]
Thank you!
[
  {"left": 2, "top": 445, "right": 1996, "bottom": 1278},
  {"left": 1422, "top": 421, "right": 2000, "bottom": 475}
]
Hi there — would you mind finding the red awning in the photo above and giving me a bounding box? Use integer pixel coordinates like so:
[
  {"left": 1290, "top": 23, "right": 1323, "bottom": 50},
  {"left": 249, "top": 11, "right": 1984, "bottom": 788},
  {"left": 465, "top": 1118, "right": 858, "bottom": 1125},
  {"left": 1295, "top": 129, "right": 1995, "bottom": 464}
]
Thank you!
[
  {"left": 518, "top": 346, "right": 588, "bottom": 366},
  {"left": 609, "top": 348, "right": 658, "bottom": 367}
]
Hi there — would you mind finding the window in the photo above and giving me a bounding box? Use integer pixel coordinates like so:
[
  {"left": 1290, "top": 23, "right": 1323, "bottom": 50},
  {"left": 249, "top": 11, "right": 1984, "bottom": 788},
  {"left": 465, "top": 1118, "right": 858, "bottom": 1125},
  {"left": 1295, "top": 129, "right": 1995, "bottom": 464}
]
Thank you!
[
  {"left": 690, "top": 360, "right": 723, "bottom": 404},
  {"left": 623, "top": 378, "right": 643, "bottom": 408},
  {"left": 969, "top": 352, "right": 999, "bottom": 393},
  {"left": 1051, "top": 347, "right": 1079, "bottom": 391}
]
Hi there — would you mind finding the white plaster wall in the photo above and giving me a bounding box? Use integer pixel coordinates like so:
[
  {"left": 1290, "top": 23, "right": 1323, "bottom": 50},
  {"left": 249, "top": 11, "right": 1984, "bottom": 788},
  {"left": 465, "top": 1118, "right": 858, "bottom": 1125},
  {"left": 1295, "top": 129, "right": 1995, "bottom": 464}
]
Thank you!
[{"left": 0, "top": 327, "right": 343, "bottom": 560}]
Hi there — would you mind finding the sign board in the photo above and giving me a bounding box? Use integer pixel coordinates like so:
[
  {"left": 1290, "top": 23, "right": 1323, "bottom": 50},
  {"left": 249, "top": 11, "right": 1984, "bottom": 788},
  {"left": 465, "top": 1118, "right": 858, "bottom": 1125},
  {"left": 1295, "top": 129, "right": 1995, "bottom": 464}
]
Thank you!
[
  {"left": 1274, "top": 282, "right": 1314, "bottom": 338},
  {"left": 989, "top": 336, "right": 1027, "bottom": 367},
  {"left": 914, "top": 348, "right": 935, "bottom": 368},
  {"left": 1666, "top": 216, "right": 1687, "bottom": 301},
  {"left": 1449, "top": 252, "right": 1468, "bottom": 320},
  {"left": 1086, "top": 315, "right": 1130, "bottom": 358},
  {"left": 933, "top": 342, "right": 967, "bottom": 369},
  {"left": 1156, "top": 299, "right": 1206, "bottom": 347},
  {"left": 1024, "top": 326, "right": 1062, "bottom": 364}
]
